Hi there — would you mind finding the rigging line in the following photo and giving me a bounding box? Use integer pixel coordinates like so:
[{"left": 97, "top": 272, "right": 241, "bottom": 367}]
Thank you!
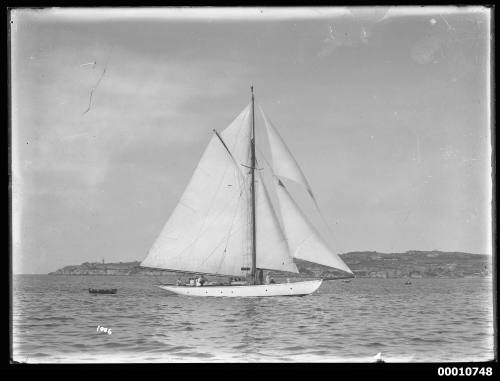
[
  {"left": 213, "top": 129, "right": 239, "bottom": 167},
  {"left": 162, "top": 121, "right": 249, "bottom": 246},
  {"left": 187, "top": 125, "right": 249, "bottom": 221},
  {"left": 213, "top": 125, "right": 250, "bottom": 195},
  {"left": 241, "top": 163, "right": 263, "bottom": 170},
  {"left": 212, "top": 110, "right": 252, "bottom": 211},
  {"left": 231, "top": 117, "right": 251, "bottom": 200}
]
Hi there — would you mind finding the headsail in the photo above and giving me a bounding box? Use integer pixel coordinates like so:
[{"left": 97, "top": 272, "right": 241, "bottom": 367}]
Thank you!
[
  {"left": 255, "top": 171, "right": 298, "bottom": 274},
  {"left": 260, "top": 106, "right": 317, "bottom": 203},
  {"left": 274, "top": 178, "right": 353, "bottom": 275},
  {"left": 141, "top": 105, "right": 253, "bottom": 276}
]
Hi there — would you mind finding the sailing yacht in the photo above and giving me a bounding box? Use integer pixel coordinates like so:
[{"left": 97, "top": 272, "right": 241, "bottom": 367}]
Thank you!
[{"left": 140, "top": 87, "right": 353, "bottom": 297}]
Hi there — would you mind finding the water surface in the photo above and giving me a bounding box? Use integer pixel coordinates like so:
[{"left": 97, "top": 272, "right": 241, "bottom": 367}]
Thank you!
[{"left": 12, "top": 275, "right": 494, "bottom": 362}]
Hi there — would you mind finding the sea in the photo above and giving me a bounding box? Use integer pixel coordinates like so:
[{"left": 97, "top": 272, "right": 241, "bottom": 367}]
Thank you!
[{"left": 12, "top": 275, "right": 494, "bottom": 363}]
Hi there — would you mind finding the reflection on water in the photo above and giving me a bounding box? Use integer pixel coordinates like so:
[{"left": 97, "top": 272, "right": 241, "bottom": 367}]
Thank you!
[{"left": 12, "top": 275, "right": 494, "bottom": 363}]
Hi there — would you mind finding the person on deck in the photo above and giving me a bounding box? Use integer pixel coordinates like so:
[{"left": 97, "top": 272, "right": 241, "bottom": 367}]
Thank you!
[
  {"left": 199, "top": 275, "right": 207, "bottom": 286},
  {"left": 257, "top": 269, "right": 264, "bottom": 285},
  {"left": 176, "top": 278, "right": 182, "bottom": 286},
  {"left": 265, "top": 273, "right": 271, "bottom": 285}
]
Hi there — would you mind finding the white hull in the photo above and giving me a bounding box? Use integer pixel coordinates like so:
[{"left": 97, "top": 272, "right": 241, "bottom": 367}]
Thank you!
[{"left": 158, "top": 279, "right": 323, "bottom": 297}]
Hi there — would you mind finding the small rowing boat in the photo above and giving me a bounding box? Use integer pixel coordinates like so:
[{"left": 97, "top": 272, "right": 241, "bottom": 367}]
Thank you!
[{"left": 88, "top": 288, "right": 117, "bottom": 294}]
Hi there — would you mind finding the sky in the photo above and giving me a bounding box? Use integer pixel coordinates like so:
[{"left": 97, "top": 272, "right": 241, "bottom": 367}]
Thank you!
[{"left": 11, "top": 7, "right": 492, "bottom": 274}]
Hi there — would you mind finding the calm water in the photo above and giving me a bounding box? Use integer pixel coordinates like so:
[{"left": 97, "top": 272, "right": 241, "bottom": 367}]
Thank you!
[{"left": 12, "top": 275, "right": 494, "bottom": 363}]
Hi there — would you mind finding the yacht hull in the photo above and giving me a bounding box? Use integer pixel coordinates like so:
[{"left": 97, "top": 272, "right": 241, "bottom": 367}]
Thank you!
[{"left": 158, "top": 279, "right": 322, "bottom": 297}]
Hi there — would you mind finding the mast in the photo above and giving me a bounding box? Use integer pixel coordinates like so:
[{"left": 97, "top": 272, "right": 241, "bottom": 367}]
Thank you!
[{"left": 250, "top": 86, "right": 257, "bottom": 284}]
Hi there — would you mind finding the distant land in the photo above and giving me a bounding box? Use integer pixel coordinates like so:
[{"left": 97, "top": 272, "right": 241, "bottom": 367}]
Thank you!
[{"left": 49, "top": 250, "right": 492, "bottom": 279}]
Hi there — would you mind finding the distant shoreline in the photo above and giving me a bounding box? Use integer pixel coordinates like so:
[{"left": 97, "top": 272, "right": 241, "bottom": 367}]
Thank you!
[{"left": 46, "top": 250, "right": 491, "bottom": 279}]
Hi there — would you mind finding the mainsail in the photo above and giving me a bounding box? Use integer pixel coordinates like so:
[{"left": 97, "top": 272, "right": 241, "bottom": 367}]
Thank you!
[{"left": 141, "top": 105, "right": 253, "bottom": 276}]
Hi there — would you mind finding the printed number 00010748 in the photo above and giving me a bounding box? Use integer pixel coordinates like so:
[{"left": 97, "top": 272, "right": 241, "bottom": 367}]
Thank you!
[{"left": 438, "top": 368, "right": 492, "bottom": 376}]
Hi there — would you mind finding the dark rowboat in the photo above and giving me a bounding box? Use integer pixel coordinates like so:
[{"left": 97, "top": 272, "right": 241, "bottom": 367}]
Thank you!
[{"left": 89, "top": 288, "right": 117, "bottom": 294}]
